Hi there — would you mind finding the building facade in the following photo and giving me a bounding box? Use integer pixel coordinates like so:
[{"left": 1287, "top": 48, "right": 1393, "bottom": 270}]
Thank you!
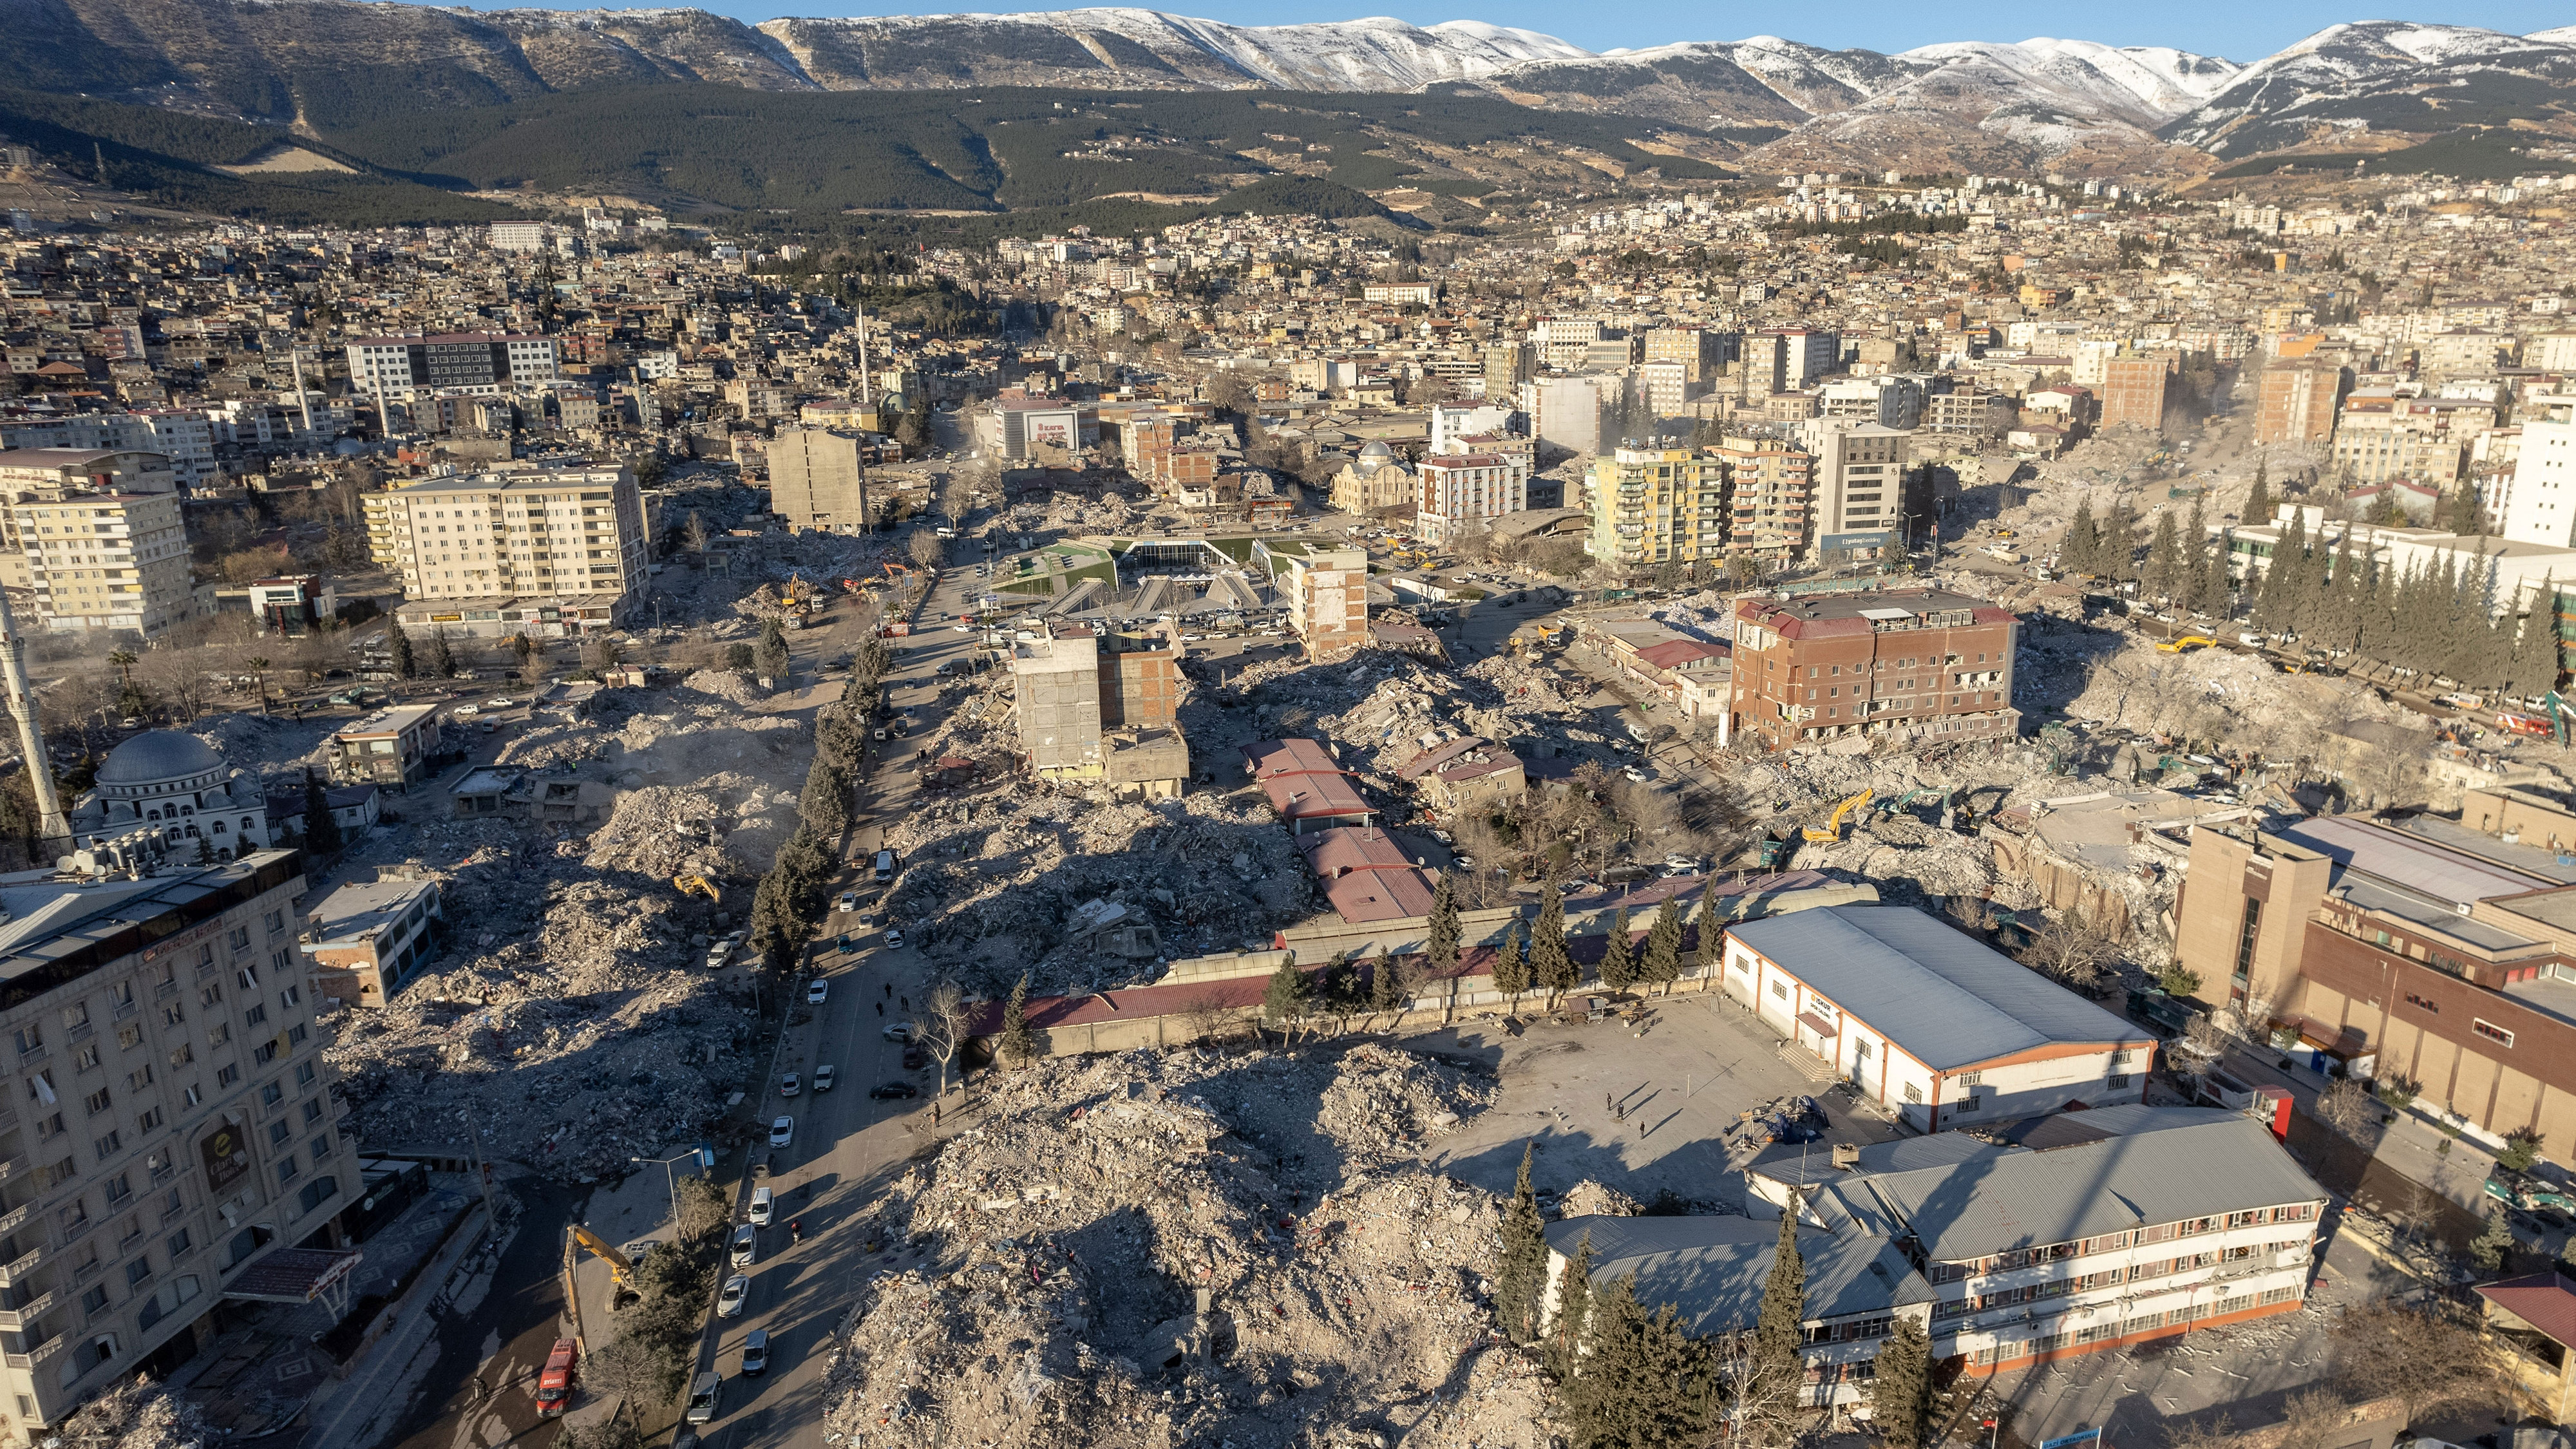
[
  {"left": 1256, "top": 541, "right": 1368, "bottom": 661},
  {"left": 373, "top": 465, "right": 649, "bottom": 633},
  {"left": 1795, "top": 419, "right": 1910, "bottom": 559},
  {"left": 766, "top": 428, "right": 869, "bottom": 533},
  {"left": 1731, "top": 589, "right": 2018, "bottom": 750},
  {"left": 2256, "top": 361, "right": 2348, "bottom": 447},
  {"left": 2099, "top": 355, "right": 2170, "bottom": 433},
  {"left": 1714, "top": 436, "right": 1814, "bottom": 562},
  {"left": 343, "top": 335, "right": 559, "bottom": 396},
  {"left": 300, "top": 877, "right": 443, "bottom": 1009},
  {"left": 0, "top": 450, "right": 199, "bottom": 638},
  {"left": 1416, "top": 454, "right": 1526, "bottom": 545},
  {"left": 1584, "top": 447, "right": 1728, "bottom": 574}
]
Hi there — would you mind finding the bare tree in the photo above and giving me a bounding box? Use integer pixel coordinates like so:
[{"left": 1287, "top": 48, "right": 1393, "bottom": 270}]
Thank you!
[
  {"left": 2014, "top": 910, "right": 2118, "bottom": 991},
  {"left": 1709, "top": 1330, "right": 1802, "bottom": 1449},
  {"left": 907, "top": 528, "right": 943, "bottom": 573},
  {"left": 2331, "top": 1296, "right": 2503, "bottom": 1426},
  {"left": 914, "top": 982, "right": 973, "bottom": 1096},
  {"left": 2273, "top": 1388, "right": 2356, "bottom": 1449},
  {"left": 2313, "top": 1077, "right": 2378, "bottom": 1141}
]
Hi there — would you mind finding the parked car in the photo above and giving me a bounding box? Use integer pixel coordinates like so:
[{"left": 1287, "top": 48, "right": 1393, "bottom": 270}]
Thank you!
[
  {"left": 812, "top": 1065, "right": 836, "bottom": 1093},
  {"left": 730, "top": 1224, "right": 756, "bottom": 1267},
  {"left": 837, "top": 891, "right": 859, "bottom": 914},
  {"left": 748, "top": 1186, "right": 773, "bottom": 1226},
  {"left": 902, "top": 1047, "right": 925, "bottom": 1070},
  {"left": 870, "top": 1081, "right": 920, "bottom": 1100},
  {"left": 768, "top": 1116, "right": 793, "bottom": 1149},
  {"left": 779, "top": 1073, "right": 799, "bottom": 1097},
  {"left": 717, "top": 1274, "right": 750, "bottom": 1318},
  {"left": 806, "top": 979, "right": 829, "bottom": 1005},
  {"left": 739, "top": 1329, "right": 770, "bottom": 1377},
  {"left": 884, "top": 929, "right": 905, "bottom": 950},
  {"left": 883, "top": 1023, "right": 914, "bottom": 1043}
]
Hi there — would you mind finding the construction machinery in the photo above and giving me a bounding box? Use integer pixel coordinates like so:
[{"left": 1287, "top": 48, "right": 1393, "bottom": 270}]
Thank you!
[
  {"left": 2485, "top": 1174, "right": 2576, "bottom": 1216},
  {"left": 1804, "top": 790, "right": 1873, "bottom": 843},
  {"left": 674, "top": 875, "right": 721, "bottom": 905},
  {"left": 569, "top": 1224, "right": 639, "bottom": 1293},
  {"left": 1393, "top": 548, "right": 1434, "bottom": 569},
  {"left": 1875, "top": 786, "right": 1934, "bottom": 820},
  {"left": 883, "top": 561, "right": 915, "bottom": 579},
  {"left": 2157, "top": 635, "right": 2218, "bottom": 654}
]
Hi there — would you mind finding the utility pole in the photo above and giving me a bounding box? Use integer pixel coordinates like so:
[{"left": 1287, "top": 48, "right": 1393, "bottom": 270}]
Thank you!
[{"left": 0, "top": 588, "right": 68, "bottom": 854}]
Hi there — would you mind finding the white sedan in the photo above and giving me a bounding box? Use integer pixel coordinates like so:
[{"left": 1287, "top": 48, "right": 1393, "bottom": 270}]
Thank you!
[
  {"left": 768, "top": 1116, "right": 793, "bottom": 1150},
  {"left": 806, "top": 979, "right": 829, "bottom": 1005},
  {"left": 718, "top": 1274, "right": 750, "bottom": 1318}
]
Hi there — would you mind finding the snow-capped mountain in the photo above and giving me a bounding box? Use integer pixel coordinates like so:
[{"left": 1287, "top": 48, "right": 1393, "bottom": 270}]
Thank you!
[
  {"left": 2161, "top": 21, "right": 2576, "bottom": 155},
  {"left": 757, "top": 8, "right": 1587, "bottom": 93}
]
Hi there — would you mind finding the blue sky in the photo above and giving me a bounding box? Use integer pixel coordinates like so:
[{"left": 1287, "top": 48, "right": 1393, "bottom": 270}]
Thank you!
[{"left": 466, "top": 0, "right": 2573, "bottom": 59}]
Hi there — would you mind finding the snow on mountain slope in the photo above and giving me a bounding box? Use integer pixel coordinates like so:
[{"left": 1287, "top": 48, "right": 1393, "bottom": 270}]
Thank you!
[
  {"left": 2163, "top": 21, "right": 2576, "bottom": 154},
  {"left": 1898, "top": 38, "right": 2239, "bottom": 120}
]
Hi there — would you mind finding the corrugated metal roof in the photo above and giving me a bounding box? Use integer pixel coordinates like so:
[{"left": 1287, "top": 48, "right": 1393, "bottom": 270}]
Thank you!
[
  {"left": 1540, "top": 1214, "right": 1931, "bottom": 1331},
  {"left": 1838, "top": 1117, "right": 2323, "bottom": 1262},
  {"left": 1727, "top": 907, "right": 2148, "bottom": 1070},
  {"left": 2275, "top": 815, "right": 2548, "bottom": 907}
]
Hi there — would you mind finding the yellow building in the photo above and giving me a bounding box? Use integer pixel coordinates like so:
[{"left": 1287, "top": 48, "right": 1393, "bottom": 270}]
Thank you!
[{"left": 1585, "top": 446, "right": 1729, "bottom": 575}]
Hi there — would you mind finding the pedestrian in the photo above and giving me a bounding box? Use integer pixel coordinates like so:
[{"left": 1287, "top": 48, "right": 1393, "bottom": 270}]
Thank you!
[
  {"left": 932, "top": 1102, "right": 941, "bottom": 1127},
  {"left": 875, "top": 1001, "right": 883, "bottom": 1016},
  {"left": 900, "top": 996, "right": 909, "bottom": 1010}
]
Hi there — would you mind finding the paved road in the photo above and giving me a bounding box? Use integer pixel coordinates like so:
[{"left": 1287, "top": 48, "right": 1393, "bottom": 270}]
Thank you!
[{"left": 682, "top": 536, "right": 985, "bottom": 1449}]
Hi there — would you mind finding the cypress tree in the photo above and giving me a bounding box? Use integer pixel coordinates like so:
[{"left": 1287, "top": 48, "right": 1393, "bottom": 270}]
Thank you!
[
  {"left": 1598, "top": 906, "right": 1636, "bottom": 992},
  {"left": 1262, "top": 957, "right": 1312, "bottom": 1042},
  {"left": 386, "top": 616, "right": 415, "bottom": 679},
  {"left": 1754, "top": 1189, "right": 1807, "bottom": 1380},
  {"left": 1531, "top": 883, "right": 1577, "bottom": 1008},
  {"left": 2516, "top": 577, "right": 2562, "bottom": 698},
  {"left": 1425, "top": 870, "right": 1461, "bottom": 977},
  {"left": 2101, "top": 498, "right": 2139, "bottom": 580},
  {"left": 1493, "top": 1143, "right": 1549, "bottom": 1343},
  {"left": 2449, "top": 482, "right": 2485, "bottom": 536},
  {"left": 1560, "top": 1274, "right": 1714, "bottom": 1449},
  {"left": 1316, "top": 952, "right": 1360, "bottom": 1034},
  {"left": 2145, "top": 509, "right": 2181, "bottom": 600},
  {"left": 424, "top": 628, "right": 455, "bottom": 681},
  {"left": 2181, "top": 494, "right": 2217, "bottom": 617},
  {"left": 2061, "top": 495, "right": 2098, "bottom": 576},
  {"left": 1490, "top": 922, "right": 1531, "bottom": 1009},
  {"left": 998, "top": 974, "right": 1037, "bottom": 1068},
  {"left": 300, "top": 766, "right": 343, "bottom": 856},
  {"left": 1550, "top": 1231, "right": 1595, "bottom": 1381},
  {"left": 2244, "top": 460, "right": 2271, "bottom": 527},
  {"left": 1870, "top": 1316, "right": 1935, "bottom": 1446},
  {"left": 1369, "top": 947, "right": 1407, "bottom": 1022},
  {"left": 1642, "top": 896, "right": 1684, "bottom": 996}
]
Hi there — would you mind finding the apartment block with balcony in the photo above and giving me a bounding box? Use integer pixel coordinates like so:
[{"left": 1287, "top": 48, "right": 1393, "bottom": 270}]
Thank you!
[
  {"left": 1730, "top": 588, "right": 2018, "bottom": 751},
  {"left": 1253, "top": 540, "right": 1367, "bottom": 661},
  {"left": 0, "top": 450, "right": 200, "bottom": 638},
  {"left": 1582, "top": 446, "right": 1728, "bottom": 575},
  {"left": 379, "top": 465, "right": 649, "bottom": 636},
  {"left": 0, "top": 851, "right": 351, "bottom": 1436},
  {"left": 1416, "top": 453, "right": 1526, "bottom": 545},
  {"left": 1713, "top": 435, "right": 1814, "bottom": 562}
]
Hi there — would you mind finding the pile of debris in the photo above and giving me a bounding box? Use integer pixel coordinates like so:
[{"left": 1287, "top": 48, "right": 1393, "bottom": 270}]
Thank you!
[
  {"left": 190, "top": 711, "right": 338, "bottom": 781},
  {"left": 817, "top": 1043, "right": 1555, "bottom": 1449}
]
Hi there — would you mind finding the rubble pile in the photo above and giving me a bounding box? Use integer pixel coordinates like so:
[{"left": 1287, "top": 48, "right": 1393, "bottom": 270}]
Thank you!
[
  {"left": 190, "top": 711, "right": 338, "bottom": 779},
  {"left": 817, "top": 1043, "right": 1552, "bottom": 1449},
  {"left": 881, "top": 789, "right": 1312, "bottom": 999},
  {"left": 322, "top": 823, "right": 754, "bottom": 1182},
  {"left": 581, "top": 775, "right": 788, "bottom": 880}
]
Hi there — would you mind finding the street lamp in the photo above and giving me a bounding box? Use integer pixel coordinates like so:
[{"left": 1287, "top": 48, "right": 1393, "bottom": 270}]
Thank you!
[{"left": 630, "top": 1150, "right": 696, "bottom": 1227}]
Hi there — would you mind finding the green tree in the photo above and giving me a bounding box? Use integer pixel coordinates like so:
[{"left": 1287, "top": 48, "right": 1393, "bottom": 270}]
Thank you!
[
  {"left": 1598, "top": 906, "right": 1636, "bottom": 992},
  {"left": 1262, "top": 957, "right": 1311, "bottom": 1042},
  {"left": 1368, "top": 947, "right": 1410, "bottom": 1025},
  {"left": 998, "top": 974, "right": 1037, "bottom": 1068},
  {"left": 424, "top": 628, "right": 455, "bottom": 681},
  {"left": 2245, "top": 458, "right": 2271, "bottom": 527},
  {"left": 2499, "top": 1128, "right": 2546, "bottom": 1174},
  {"left": 2145, "top": 509, "right": 2182, "bottom": 600},
  {"left": 1316, "top": 951, "right": 1361, "bottom": 1036},
  {"left": 386, "top": 616, "right": 415, "bottom": 679},
  {"left": 2061, "top": 495, "right": 2098, "bottom": 576},
  {"left": 1642, "top": 896, "right": 1684, "bottom": 996},
  {"left": 2514, "top": 580, "right": 2562, "bottom": 697},
  {"left": 1425, "top": 871, "right": 1461, "bottom": 977},
  {"left": 2471, "top": 1206, "right": 2514, "bottom": 1273},
  {"left": 1549, "top": 1231, "right": 1595, "bottom": 1380},
  {"left": 2449, "top": 482, "right": 2485, "bottom": 536},
  {"left": 1489, "top": 922, "right": 1530, "bottom": 1010},
  {"left": 300, "top": 767, "right": 343, "bottom": 857},
  {"left": 1754, "top": 1189, "right": 1807, "bottom": 1381},
  {"left": 755, "top": 618, "right": 791, "bottom": 681},
  {"left": 1559, "top": 1273, "right": 1714, "bottom": 1449},
  {"left": 1492, "top": 1142, "right": 1549, "bottom": 1343},
  {"left": 1869, "top": 1316, "right": 1934, "bottom": 1446},
  {"left": 1531, "top": 882, "right": 1576, "bottom": 1008}
]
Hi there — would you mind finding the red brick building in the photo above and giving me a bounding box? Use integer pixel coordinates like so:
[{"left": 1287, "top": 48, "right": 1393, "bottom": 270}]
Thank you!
[{"left": 1730, "top": 589, "right": 2020, "bottom": 750}]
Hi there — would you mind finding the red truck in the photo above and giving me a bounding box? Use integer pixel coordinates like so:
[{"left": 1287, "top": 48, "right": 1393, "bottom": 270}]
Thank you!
[{"left": 535, "top": 1338, "right": 578, "bottom": 1417}]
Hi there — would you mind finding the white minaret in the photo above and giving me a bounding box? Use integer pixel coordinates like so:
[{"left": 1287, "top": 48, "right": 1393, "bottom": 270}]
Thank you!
[{"left": 0, "top": 589, "right": 67, "bottom": 851}]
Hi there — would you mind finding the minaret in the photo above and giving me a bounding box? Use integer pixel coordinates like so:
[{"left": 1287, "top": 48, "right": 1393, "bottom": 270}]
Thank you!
[{"left": 0, "top": 589, "right": 68, "bottom": 851}]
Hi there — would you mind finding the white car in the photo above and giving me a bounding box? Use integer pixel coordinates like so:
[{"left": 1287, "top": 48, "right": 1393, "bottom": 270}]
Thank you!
[
  {"left": 730, "top": 1224, "right": 757, "bottom": 1267},
  {"left": 779, "top": 1073, "right": 799, "bottom": 1097},
  {"left": 884, "top": 929, "right": 905, "bottom": 950},
  {"left": 806, "top": 979, "right": 829, "bottom": 1005},
  {"left": 813, "top": 1065, "right": 836, "bottom": 1093},
  {"left": 883, "top": 1023, "right": 914, "bottom": 1043},
  {"left": 453, "top": 703, "right": 479, "bottom": 717},
  {"left": 768, "top": 1115, "right": 793, "bottom": 1150},
  {"left": 717, "top": 1274, "right": 750, "bottom": 1318},
  {"left": 837, "top": 891, "right": 858, "bottom": 914}
]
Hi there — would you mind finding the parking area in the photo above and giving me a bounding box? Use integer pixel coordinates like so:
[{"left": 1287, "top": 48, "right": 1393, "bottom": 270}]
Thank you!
[{"left": 1411, "top": 987, "right": 1908, "bottom": 1207}]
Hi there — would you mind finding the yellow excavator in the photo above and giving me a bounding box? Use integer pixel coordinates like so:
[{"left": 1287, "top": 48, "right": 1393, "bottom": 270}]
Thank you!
[
  {"left": 569, "top": 1224, "right": 639, "bottom": 1292},
  {"left": 1804, "top": 790, "right": 1873, "bottom": 843},
  {"left": 2157, "top": 635, "right": 2218, "bottom": 654},
  {"left": 674, "top": 875, "right": 721, "bottom": 905}
]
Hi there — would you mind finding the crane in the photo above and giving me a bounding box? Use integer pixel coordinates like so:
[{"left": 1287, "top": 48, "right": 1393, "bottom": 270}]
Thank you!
[
  {"left": 568, "top": 1224, "right": 639, "bottom": 1291},
  {"left": 1803, "top": 790, "right": 1873, "bottom": 843}
]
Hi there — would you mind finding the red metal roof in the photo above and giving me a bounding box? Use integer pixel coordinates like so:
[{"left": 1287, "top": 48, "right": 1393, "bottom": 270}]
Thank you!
[
  {"left": 2479, "top": 1273, "right": 2576, "bottom": 1346},
  {"left": 1635, "top": 639, "right": 1730, "bottom": 670}
]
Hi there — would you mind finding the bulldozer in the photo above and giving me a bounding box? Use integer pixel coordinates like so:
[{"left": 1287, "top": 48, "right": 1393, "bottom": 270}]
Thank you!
[
  {"left": 674, "top": 875, "right": 721, "bottom": 905},
  {"left": 1803, "top": 790, "right": 1873, "bottom": 843}
]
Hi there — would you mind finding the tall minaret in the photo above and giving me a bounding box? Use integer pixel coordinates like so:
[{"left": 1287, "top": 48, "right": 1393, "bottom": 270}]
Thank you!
[{"left": 0, "top": 589, "right": 67, "bottom": 851}]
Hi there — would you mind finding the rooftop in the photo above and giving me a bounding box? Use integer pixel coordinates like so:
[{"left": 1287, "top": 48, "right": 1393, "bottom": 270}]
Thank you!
[
  {"left": 1540, "top": 1215, "right": 1932, "bottom": 1332},
  {"left": 305, "top": 878, "right": 439, "bottom": 947}
]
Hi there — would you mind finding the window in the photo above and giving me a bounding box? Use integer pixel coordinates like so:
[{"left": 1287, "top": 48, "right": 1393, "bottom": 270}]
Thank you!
[
  {"left": 83, "top": 1088, "right": 111, "bottom": 1114},
  {"left": 242, "top": 1005, "right": 267, "bottom": 1030},
  {"left": 294, "top": 1061, "right": 316, "bottom": 1089},
  {"left": 234, "top": 963, "right": 257, "bottom": 989},
  {"left": 1771, "top": 981, "right": 1788, "bottom": 999},
  {"left": 1903, "top": 1082, "right": 1923, "bottom": 1104},
  {"left": 259, "top": 1082, "right": 283, "bottom": 1108},
  {"left": 124, "top": 1065, "right": 151, "bottom": 1092},
  {"left": 198, "top": 985, "right": 221, "bottom": 1009},
  {"left": 206, "top": 1023, "right": 228, "bottom": 1047},
  {"left": 33, "top": 1112, "right": 62, "bottom": 1140},
  {"left": 2473, "top": 1019, "right": 2515, "bottom": 1048},
  {"left": 71, "top": 1045, "right": 99, "bottom": 1073},
  {"left": 12, "top": 1026, "right": 39, "bottom": 1056},
  {"left": 79, "top": 1285, "right": 108, "bottom": 1315},
  {"left": 1953, "top": 1072, "right": 1983, "bottom": 1087},
  {"left": 2108, "top": 1074, "right": 2132, "bottom": 1090},
  {"left": 115, "top": 1026, "right": 140, "bottom": 1052},
  {"left": 310, "top": 1135, "right": 332, "bottom": 1163},
  {"left": 279, "top": 985, "right": 301, "bottom": 1010},
  {"left": 297, "top": 1176, "right": 338, "bottom": 1215},
  {"left": 135, "top": 1107, "right": 161, "bottom": 1133},
  {"left": 214, "top": 1065, "right": 239, "bottom": 1089},
  {"left": 61, "top": 1003, "right": 88, "bottom": 1030},
  {"left": 161, "top": 1005, "right": 184, "bottom": 1029},
  {"left": 227, "top": 927, "right": 249, "bottom": 954},
  {"left": 267, "top": 1121, "right": 290, "bottom": 1147},
  {"left": 287, "top": 1024, "right": 308, "bottom": 1050},
  {"left": 2234, "top": 897, "right": 2263, "bottom": 983},
  {"left": 93, "top": 1132, "right": 120, "bottom": 1161},
  {"left": 166, "top": 1229, "right": 191, "bottom": 1260},
  {"left": 263, "top": 909, "right": 284, "bottom": 934},
  {"left": 1853, "top": 1039, "right": 1873, "bottom": 1060},
  {"left": 253, "top": 1040, "right": 279, "bottom": 1066},
  {"left": 274, "top": 1155, "right": 298, "bottom": 1184},
  {"left": 167, "top": 1044, "right": 191, "bottom": 1068},
  {"left": 269, "top": 949, "right": 291, "bottom": 975}
]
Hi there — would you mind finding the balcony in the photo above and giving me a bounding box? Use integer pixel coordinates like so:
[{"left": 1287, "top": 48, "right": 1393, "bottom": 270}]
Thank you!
[
  {"left": 0, "top": 1157, "right": 27, "bottom": 1187},
  {"left": 3, "top": 1331, "right": 63, "bottom": 1369},
  {"left": 0, "top": 1205, "right": 26, "bottom": 1238},
  {"left": 0, "top": 1248, "right": 41, "bottom": 1289},
  {"left": 153, "top": 980, "right": 178, "bottom": 1003},
  {"left": 111, "top": 1001, "right": 136, "bottom": 1023},
  {"left": 0, "top": 1291, "right": 56, "bottom": 1330}
]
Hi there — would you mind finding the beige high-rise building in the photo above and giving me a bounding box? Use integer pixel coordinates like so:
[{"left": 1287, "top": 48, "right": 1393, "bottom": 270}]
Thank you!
[
  {"left": 0, "top": 448, "right": 202, "bottom": 637},
  {"left": 0, "top": 842, "right": 351, "bottom": 1437},
  {"left": 1256, "top": 540, "right": 1368, "bottom": 661},
  {"left": 767, "top": 428, "right": 869, "bottom": 533},
  {"left": 1795, "top": 419, "right": 1911, "bottom": 560},
  {"left": 376, "top": 465, "right": 649, "bottom": 636},
  {"left": 2256, "top": 361, "right": 2347, "bottom": 446}
]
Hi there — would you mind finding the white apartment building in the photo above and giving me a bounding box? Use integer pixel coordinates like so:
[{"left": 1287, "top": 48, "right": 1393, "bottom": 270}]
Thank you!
[
  {"left": 1639, "top": 360, "right": 1691, "bottom": 417},
  {"left": 1531, "top": 317, "right": 1607, "bottom": 374},
  {"left": 1793, "top": 417, "right": 1911, "bottom": 558},
  {"left": 1416, "top": 454, "right": 1527, "bottom": 545},
  {"left": 1817, "top": 375, "right": 1923, "bottom": 431},
  {"left": 133, "top": 415, "right": 214, "bottom": 490},
  {"left": 1254, "top": 540, "right": 1367, "bottom": 661},
  {"left": 1426, "top": 403, "right": 1515, "bottom": 455},
  {"left": 375, "top": 465, "right": 649, "bottom": 636},
  {"left": 488, "top": 222, "right": 547, "bottom": 253},
  {"left": 0, "top": 450, "right": 200, "bottom": 637},
  {"left": 0, "top": 849, "right": 353, "bottom": 1437},
  {"left": 343, "top": 335, "right": 559, "bottom": 397},
  {"left": 2503, "top": 394, "right": 2576, "bottom": 547}
]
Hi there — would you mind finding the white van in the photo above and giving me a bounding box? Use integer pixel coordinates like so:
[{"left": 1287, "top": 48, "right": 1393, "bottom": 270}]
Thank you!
[
  {"left": 748, "top": 1186, "right": 773, "bottom": 1226},
  {"left": 873, "top": 849, "right": 896, "bottom": 883}
]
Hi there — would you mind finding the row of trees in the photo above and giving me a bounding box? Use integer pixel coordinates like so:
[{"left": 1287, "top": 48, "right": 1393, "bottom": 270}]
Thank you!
[
  {"left": 1490, "top": 1155, "right": 1936, "bottom": 1449},
  {"left": 745, "top": 596, "right": 893, "bottom": 976}
]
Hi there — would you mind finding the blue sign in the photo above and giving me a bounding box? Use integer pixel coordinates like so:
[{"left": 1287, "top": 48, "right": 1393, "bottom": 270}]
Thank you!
[
  {"left": 697, "top": 1142, "right": 716, "bottom": 1170},
  {"left": 2040, "top": 1429, "right": 2103, "bottom": 1449},
  {"left": 1818, "top": 530, "right": 1893, "bottom": 553}
]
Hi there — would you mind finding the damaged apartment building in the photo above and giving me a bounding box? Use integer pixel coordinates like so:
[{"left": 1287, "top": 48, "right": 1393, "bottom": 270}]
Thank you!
[{"left": 1009, "top": 626, "right": 1189, "bottom": 798}]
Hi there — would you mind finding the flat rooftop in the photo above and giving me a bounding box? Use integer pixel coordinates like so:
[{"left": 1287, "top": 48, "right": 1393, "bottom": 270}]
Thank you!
[
  {"left": 307, "top": 878, "right": 437, "bottom": 947},
  {"left": 0, "top": 851, "right": 301, "bottom": 992}
]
